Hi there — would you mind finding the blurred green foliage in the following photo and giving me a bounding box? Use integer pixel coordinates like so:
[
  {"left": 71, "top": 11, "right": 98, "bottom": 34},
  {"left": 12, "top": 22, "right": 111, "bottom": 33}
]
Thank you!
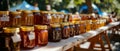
[{"left": 0, "top": 0, "right": 120, "bottom": 15}]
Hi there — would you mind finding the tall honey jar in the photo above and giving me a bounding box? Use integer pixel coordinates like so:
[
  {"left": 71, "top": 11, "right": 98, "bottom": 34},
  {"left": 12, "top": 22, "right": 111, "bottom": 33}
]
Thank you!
[
  {"left": 61, "top": 22, "right": 70, "bottom": 39},
  {"left": 21, "top": 10, "right": 34, "bottom": 26},
  {"left": 32, "top": 10, "right": 41, "bottom": 25},
  {"left": 85, "top": 20, "right": 92, "bottom": 32},
  {"left": 34, "top": 25, "right": 48, "bottom": 46},
  {"left": 20, "top": 26, "right": 35, "bottom": 49},
  {"left": 9, "top": 11, "right": 21, "bottom": 27},
  {"left": 0, "top": 11, "right": 10, "bottom": 28},
  {"left": 40, "top": 11, "right": 52, "bottom": 25},
  {"left": 69, "top": 22, "right": 75, "bottom": 37},
  {"left": 80, "top": 21, "right": 86, "bottom": 34},
  {"left": 91, "top": 20, "right": 97, "bottom": 30},
  {"left": 2, "top": 27, "right": 21, "bottom": 51},
  {"left": 58, "top": 12, "right": 64, "bottom": 23},
  {"left": 49, "top": 24, "right": 61, "bottom": 42},
  {"left": 74, "top": 22, "right": 80, "bottom": 35}
]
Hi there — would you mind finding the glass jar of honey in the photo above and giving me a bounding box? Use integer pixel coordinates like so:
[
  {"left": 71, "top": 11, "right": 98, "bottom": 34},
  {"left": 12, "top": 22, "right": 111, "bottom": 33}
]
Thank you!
[
  {"left": 9, "top": 11, "right": 21, "bottom": 27},
  {"left": 32, "top": 10, "right": 41, "bottom": 25},
  {"left": 3, "top": 27, "right": 21, "bottom": 51},
  {"left": 21, "top": 10, "right": 34, "bottom": 26},
  {"left": 61, "top": 22, "right": 70, "bottom": 39},
  {"left": 40, "top": 11, "right": 52, "bottom": 25},
  {"left": 0, "top": 11, "right": 10, "bottom": 28},
  {"left": 69, "top": 22, "right": 75, "bottom": 37},
  {"left": 74, "top": 22, "right": 80, "bottom": 35},
  {"left": 85, "top": 20, "right": 92, "bottom": 32},
  {"left": 58, "top": 12, "right": 64, "bottom": 23},
  {"left": 91, "top": 20, "right": 97, "bottom": 30},
  {"left": 20, "top": 26, "right": 35, "bottom": 49},
  {"left": 80, "top": 21, "right": 86, "bottom": 34},
  {"left": 49, "top": 24, "right": 61, "bottom": 42},
  {"left": 34, "top": 25, "right": 48, "bottom": 46}
]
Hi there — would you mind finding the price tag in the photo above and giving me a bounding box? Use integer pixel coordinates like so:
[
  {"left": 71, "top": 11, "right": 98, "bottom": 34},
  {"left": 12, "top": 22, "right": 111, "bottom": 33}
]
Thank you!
[
  {"left": 28, "top": 14, "right": 33, "bottom": 17},
  {"left": 47, "top": 14, "right": 51, "bottom": 19},
  {"left": 28, "top": 31, "right": 35, "bottom": 40},
  {"left": 11, "top": 33, "right": 21, "bottom": 43},
  {"left": 0, "top": 15, "right": 9, "bottom": 21},
  {"left": 15, "top": 15, "right": 21, "bottom": 18}
]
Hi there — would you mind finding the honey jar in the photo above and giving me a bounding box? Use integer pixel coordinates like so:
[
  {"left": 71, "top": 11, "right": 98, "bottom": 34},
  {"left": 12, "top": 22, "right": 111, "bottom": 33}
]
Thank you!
[
  {"left": 32, "top": 10, "right": 41, "bottom": 25},
  {"left": 74, "top": 21, "right": 80, "bottom": 35},
  {"left": 40, "top": 11, "right": 52, "bottom": 25},
  {"left": 2, "top": 27, "right": 21, "bottom": 51},
  {"left": 49, "top": 24, "right": 61, "bottom": 42},
  {"left": 85, "top": 20, "right": 92, "bottom": 32},
  {"left": 21, "top": 10, "right": 34, "bottom": 26},
  {"left": 91, "top": 20, "right": 97, "bottom": 30},
  {"left": 61, "top": 22, "right": 70, "bottom": 39},
  {"left": 0, "top": 11, "right": 10, "bottom": 28},
  {"left": 69, "top": 22, "right": 75, "bottom": 37},
  {"left": 58, "top": 12, "right": 64, "bottom": 23},
  {"left": 80, "top": 21, "right": 86, "bottom": 34},
  {"left": 20, "top": 26, "right": 35, "bottom": 49},
  {"left": 34, "top": 25, "right": 48, "bottom": 46},
  {"left": 9, "top": 11, "right": 21, "bottom": 27}
]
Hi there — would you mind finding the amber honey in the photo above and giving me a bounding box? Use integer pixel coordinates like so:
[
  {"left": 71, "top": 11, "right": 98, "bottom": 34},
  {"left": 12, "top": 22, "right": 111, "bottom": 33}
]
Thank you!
[
  {"left": 21, "top": 10, "right": 34, "bottom": 26},
  {"left": 20, "top": 26, "right": 35, "bottom": 49},
  {"left": 34, "top": 25, "right": 48, "bottom": 46},
  {"left": 80, "top": 21, "right": 86, "bottom": 33},
  {"left": 61, "top": 22, "right": 70, "bottom": 39},
  {"left": 9, "top": 11, "right": 21, "bottom": 27},
  {"left": 0, "top": 11, "right": 10, "bottom": 28}
]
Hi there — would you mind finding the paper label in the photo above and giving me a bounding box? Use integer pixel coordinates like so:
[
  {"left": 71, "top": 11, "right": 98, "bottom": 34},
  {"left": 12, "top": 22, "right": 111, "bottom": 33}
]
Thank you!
[
  {"left": 15, "top": 15, "right": 21, "bottom": 18},
  {"left": 11, "top": 33, "right": 21, "bottom": 43},
  {"left": 28, "top": 31, "right": 35, "bottom": 40},
  {"left": 28, "top": 14, "right": 33, "bottom": 17},
  {"left": 0, "top": 15, "right": 9, "bottom": 21},
  {"left": 47, "top": 14, "right": 52, "bottom": 19}
]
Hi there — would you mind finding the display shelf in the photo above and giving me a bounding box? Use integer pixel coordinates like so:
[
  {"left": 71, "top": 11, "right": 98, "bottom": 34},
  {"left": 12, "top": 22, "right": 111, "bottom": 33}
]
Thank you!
[{"left": 21, "top": 21, "right": 120, "bottom": 51}]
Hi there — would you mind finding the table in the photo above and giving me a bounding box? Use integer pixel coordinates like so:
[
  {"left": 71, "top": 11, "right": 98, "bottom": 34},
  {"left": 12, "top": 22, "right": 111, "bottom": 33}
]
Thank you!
[{"left": 21, "top": 21, "right": 120, "bottom": 51}]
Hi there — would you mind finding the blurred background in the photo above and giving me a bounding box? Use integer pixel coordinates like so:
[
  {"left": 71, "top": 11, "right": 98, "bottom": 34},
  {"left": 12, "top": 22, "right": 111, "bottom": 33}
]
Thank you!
[{"left": 0, "top": 0, "right": 120, "bottom": 16}]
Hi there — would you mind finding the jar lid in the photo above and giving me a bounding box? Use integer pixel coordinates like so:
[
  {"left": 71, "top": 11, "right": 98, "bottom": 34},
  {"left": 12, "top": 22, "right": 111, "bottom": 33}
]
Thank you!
[
  {"left": 75, "top": 21, "right": 80, "bottom": 24},
  {"left": 16, "top": 9, "right": 23, "bottom": 12},
  {"left": 22, "top": 10, "right": 32, "bottom": 14},
  {"left": 31, "top": 10, "right": 40, "bottom": 13},
  {"left": 0, "top": 11, "right": 9, "bottom": 15},
  {"left": 80, "top": 21, "right": 85, "bottom": 24},
  {"left": 61, "top": 22, "right": 69, "bottom": 26},
  {"left": 3, "top": 27, "right": 20, "bottom": 33},
  {"left": 35, "top": 25, "right": 47, "bottom": 29},
  {"left": 20, "top": 26, "right": 34, "bottom": 31},
  {"left": 10, "top": 11, "right": 21, "bottom": 15},
  {"left": 50, "top": 24, "right": 60, "bottom": 27},
  {"left": 69, "top": 22, "right": 74, "bottom": 25},
  {"left": 40, "top": 11, "right": 49, "bottom": 13}
]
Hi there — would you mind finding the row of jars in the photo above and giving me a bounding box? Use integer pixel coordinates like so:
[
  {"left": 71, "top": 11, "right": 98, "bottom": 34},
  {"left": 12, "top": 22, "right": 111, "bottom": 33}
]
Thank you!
[
  {"left": 0, "top": 10, "right": 68, "bottom": 28},
  {"left": 0, "top": 18, "right": 107, "bottom": 51}
]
